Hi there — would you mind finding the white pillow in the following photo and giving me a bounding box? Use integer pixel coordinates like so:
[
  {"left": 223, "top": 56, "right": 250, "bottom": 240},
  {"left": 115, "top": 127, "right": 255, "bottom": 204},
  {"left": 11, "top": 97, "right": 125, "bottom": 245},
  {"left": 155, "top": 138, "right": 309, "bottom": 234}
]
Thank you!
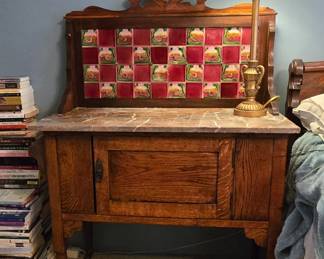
[{"left": 293, "top": 93, "right": 324, "bottom": 134}]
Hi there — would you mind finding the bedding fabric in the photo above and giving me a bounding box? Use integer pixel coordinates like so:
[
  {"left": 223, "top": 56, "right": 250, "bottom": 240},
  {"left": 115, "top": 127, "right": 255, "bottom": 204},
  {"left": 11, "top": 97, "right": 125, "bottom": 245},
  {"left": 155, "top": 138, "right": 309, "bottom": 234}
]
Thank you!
[
  {"left": 293, "top": 93, "right": 324, "bottom": 134},
  {"left": 275, "top": 132, "right": 324, "bottom": 259}
]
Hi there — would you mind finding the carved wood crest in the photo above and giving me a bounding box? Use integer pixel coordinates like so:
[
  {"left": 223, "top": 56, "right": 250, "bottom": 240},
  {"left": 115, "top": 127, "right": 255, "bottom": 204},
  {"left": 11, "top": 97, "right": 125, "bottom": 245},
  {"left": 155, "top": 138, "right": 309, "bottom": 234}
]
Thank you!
[{"left": 128, "top": 0, "right": 208, "bottom": 12}]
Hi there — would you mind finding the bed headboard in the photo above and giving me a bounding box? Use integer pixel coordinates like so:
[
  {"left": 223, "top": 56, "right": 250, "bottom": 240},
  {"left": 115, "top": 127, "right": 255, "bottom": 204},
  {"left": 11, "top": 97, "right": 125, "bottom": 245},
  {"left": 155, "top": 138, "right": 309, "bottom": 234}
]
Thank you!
[
  {"left": 60, "top": 1, "right": 277, "bottom": 113},
  {"left": 286, "top": 59, "right": 324, "bottom": 125}
]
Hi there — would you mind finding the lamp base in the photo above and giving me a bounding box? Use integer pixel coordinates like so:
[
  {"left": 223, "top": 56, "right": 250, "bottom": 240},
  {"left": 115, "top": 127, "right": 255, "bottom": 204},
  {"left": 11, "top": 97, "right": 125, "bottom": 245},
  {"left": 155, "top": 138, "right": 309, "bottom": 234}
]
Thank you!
[{"left": 234, "top": 100, "right": 267, "bottom": 117}]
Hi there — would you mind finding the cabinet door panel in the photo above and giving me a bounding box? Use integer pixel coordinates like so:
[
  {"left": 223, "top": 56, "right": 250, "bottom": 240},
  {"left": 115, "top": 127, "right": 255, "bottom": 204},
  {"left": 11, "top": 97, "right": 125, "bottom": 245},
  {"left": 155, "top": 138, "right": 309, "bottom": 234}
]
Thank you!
[
  {"left": 94, "top": 136, "right": 234, "bottom": 219},
  {"left": 109, "top": 151, "right": 218, "bottom": 204}
]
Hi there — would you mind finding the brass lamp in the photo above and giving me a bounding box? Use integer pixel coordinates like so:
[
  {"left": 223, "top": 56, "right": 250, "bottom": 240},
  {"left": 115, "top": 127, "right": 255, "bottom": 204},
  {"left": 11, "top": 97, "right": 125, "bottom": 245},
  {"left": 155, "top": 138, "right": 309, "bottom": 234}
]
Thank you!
[{"left": 234, "top": 0, "right": 278, "bottom": 117}]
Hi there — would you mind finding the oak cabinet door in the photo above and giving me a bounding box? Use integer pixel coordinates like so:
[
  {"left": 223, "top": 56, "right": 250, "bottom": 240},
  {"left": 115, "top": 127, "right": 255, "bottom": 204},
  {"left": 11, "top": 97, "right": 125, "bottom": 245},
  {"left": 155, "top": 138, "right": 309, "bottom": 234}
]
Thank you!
[{"left": 94, "top": 136, "right": 234, "bottom": 219}]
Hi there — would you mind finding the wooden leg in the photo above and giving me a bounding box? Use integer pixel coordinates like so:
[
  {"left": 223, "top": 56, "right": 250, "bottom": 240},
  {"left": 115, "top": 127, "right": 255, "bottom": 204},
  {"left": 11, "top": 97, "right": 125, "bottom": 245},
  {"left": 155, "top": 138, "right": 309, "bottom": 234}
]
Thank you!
[
  {"left": 45, "top": 136, "right": 67, "bottom": 259},
  {"left": 266, "top": 138, "right": 289, "bottom": 259}
]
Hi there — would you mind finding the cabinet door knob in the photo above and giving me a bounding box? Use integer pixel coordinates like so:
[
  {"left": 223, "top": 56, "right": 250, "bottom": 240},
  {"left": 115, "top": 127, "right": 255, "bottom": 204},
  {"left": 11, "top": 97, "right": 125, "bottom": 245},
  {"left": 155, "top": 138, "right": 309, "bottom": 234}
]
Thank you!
[{"left": 95, "top": 159, "right": 103, "bottom": 182}]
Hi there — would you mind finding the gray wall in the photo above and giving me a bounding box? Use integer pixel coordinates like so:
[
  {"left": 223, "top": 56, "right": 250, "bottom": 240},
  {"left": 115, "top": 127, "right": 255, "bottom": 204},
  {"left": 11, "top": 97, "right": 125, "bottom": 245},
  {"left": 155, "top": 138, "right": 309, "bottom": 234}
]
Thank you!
[{"left": 1, "top": 0, "right": 323, "bottom": 257}]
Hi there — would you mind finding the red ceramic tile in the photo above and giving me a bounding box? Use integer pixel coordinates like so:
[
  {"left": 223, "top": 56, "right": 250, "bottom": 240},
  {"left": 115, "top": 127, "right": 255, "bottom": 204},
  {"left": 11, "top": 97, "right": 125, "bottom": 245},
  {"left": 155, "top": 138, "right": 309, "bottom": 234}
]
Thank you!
[
  {"left": 222, "top": 64, "right": 240, "bottom": 82},
  {"left": 242, "top": 28, "right": 252, "bottom": 45},
  {"left": 82, "top": 48, "right": 99, "bottom": 64},
  {"left": 84, "top": 83, "right": 100, "bottom": 99},
  {"left": 186, "top": 47, "right": 203, "bottom": 64},
  {"left": 134, "top": 83, "right": 151, "bottom": 98},
  {"left": 221, "top": 83, "right": 239, "bottom": 98},
  {"left": 152, "top": 83, "right": 168, "bottom": 99},
  {"left": 205, "top": 28, "right": 223, "bottom": 45},
  {"left": 133, "top": 29, "right": 151, "bottom": 45},
  {"left": 240, "top": 45, "right": 250, "bottom": 63},
  {"left": 169, "top": 28, "right": 187, "bottom": 45},
  {"left": 186, "top": 83, "right": 203, "bottom": 99},
  {"left": 222, "top": 46, "right": 240, "bottom": 64},
  {"left": 117, "top": 47, "right": 133, "bottom": 64},
  {"left": 134, "top": 65, "right": 151, "bottom": 82},
  {"left": 84, "top": 65, "right": 99, "bottom": 82},
  {"left": 100, "top": 65, "right": 116, "bottom": 82},
  {"left": 151, "top": 47, "right": 168, "bottom": 64},
  {"left": 117, "top": 83, "right": 133, "bottom": 98},
  {"left": 168, "top": 65, "right": 185, "bottom": 82},
  {"left": 204, "top": 65, "right": 221, "bottom": 82},
  {"left": 98, "top": 29, "right": 115, "bottom": 46}
]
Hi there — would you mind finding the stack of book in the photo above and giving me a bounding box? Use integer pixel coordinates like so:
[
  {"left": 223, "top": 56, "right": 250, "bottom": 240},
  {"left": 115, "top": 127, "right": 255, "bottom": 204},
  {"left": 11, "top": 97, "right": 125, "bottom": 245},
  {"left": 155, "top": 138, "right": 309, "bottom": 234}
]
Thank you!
[
  {"left": 0, "top": 76, "right": 51, "bottom": 258},
  {"left": 0, "top": 76, "right": 38, "bottom": 135}
]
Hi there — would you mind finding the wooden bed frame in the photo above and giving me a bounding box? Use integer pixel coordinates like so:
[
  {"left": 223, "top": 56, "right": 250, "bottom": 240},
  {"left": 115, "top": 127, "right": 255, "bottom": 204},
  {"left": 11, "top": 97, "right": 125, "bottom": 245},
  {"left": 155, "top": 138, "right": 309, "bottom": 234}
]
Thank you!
[{"left": 286, "top": 59, "right": 324, "bottom": 125}]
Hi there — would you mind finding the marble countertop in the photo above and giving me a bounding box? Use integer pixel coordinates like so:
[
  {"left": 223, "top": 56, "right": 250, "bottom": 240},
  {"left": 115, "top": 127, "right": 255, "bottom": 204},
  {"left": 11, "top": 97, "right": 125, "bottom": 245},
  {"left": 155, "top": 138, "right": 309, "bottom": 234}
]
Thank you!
[{"left": 29, "top": 107, "right": 300, "bottom": 134}]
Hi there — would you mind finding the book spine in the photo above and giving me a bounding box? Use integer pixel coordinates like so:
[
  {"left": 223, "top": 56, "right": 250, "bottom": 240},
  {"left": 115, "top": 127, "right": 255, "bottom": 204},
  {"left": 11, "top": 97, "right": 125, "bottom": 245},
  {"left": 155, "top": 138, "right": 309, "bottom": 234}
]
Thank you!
[
  {"left": 0, "top": 82, "right": 22, "bottom": 89},
  {"left": 0, "top": 146, "right": 29, "bottom": 150},
  {"left": 0, "top": 105, "right": 22, "bottom": 112},
  {"left": 0, "top": 173, "right": 39, "bottom": 180},
  {"left": 0, "top": 96, "right": 22, "bottom": 105},
  {"left": 0, "top": 150, "right": 30, "bottom": 157},
  {"left": 0, "top": 179, "right": 39, "bottom": 186}
]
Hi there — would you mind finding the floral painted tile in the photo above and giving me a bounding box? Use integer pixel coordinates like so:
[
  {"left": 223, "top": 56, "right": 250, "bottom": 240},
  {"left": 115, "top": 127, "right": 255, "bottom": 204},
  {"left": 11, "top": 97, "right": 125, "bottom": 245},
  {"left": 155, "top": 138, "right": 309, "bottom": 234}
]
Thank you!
[
  {"left": 205, "top": 28, "right": 223, "bottom": 45},
  {"left": 134, "top": 83, "right": 151, "bottom": 98},
  {"left": 168, "top": 65, "right": 185, "bottom": 82},
  {"left": 168, "top": 47, "right": 186, "bottom": 64},
  {"left": 100, "top": 82, "right": 116, "bottom": 98},
  {"left": 117, "top": 83, "right": 133, "bottom": 98},
  {"left": 240, "top": 45, "right": 250, "bottom": 63},
  {"left": 242, "top": 28, "right": 252, "bottom": 45},
  {"left": 152, "top": 64, "right": 168, "bottom": 82},
  {"left": 134, "top": 47, "right": 150, "bottom": 64},
  {"left": 117, "top": 65, "right": 133, "bottom": 82},
  {"left": 221, "top": 83, "right": 239, "bottom": 98},
  {"left": 98, "top": 29, "right": 115, "bottom": 46},
  {"left": 222, "top": 64, "right": 240, "bottom": 82},
  {"left": 84, "top": 83, "right": 100, "bottom": 99},
  {"left": 222, "top": 46, "right": 240, "bottom": 64},
  {"left": 82, "top": 30, "right": 98, "bottom": 47},
  {"left": 169, "top": 28, "right": 187, "bottom": 45},
  {"left": 117, "top": 47, "right": 133, "bottom": 64},
  {"left": 152, "top": 83, "right": 168, "bottom": 99},
  {"left": 204, "top": 47, "right": 222, "bottom": 64},
  {"left": 223, "top": 28, "right": 241, "bottom": 45},
  {"left": 134, "top": 29, "right": 151, "bottom": 45},
  {"left": 204, "top": 64, "right": 221, "bottom": 82},
  {"left": 151, "top": 47, "right": 168, "bottom": 64},
  {"left": 187, "top": 28, "right": 204, "bottom": 45},
  {"left": 186, "top": 65, "right": 203, "bottom": 82},
  {"left": 100, "top": 65, "right": 116, "bottom": 82},
  {"left": 167, "top": 83, "right": 185, "bottom": 98},
  {"left": 186, "top": 83, "right": 203, "bottom": 99},
  {"left": 151, "top": 28, "right": 168, "bottom": 46},
  {"left": 99, "top": 47, "right": 115, "bottom": 64},
  {"left": 203, "top": 83, "right": 221, "bottom": 98},
  {"left": 186, "top": 47, "right": 203, "bottom": 64},
  {"left": 134, "top": 65, "right": 151, "bottom": 82},
  {"left": 84, "top": 65, "right": 99, "bottom": 82},
  {"left": 82, "top": 48, "right": 99, "bottom": 64},
  {"left": 116, "top": 29, "right": 133, "bottom": 46}
]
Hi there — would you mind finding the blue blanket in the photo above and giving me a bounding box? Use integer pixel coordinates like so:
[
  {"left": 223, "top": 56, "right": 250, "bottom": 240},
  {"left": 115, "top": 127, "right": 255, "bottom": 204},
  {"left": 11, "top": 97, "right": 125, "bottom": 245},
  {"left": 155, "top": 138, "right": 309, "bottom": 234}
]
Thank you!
[{"left": 275, "top": 132, "right": 324, "bottom": 259}]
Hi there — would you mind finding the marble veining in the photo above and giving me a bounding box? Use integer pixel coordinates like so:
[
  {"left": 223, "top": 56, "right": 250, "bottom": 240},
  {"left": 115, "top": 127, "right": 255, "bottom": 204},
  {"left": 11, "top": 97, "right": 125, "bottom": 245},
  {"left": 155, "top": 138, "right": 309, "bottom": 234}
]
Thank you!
[{"left": 29, "top": 107, "right": 300, "bottom": 134}]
